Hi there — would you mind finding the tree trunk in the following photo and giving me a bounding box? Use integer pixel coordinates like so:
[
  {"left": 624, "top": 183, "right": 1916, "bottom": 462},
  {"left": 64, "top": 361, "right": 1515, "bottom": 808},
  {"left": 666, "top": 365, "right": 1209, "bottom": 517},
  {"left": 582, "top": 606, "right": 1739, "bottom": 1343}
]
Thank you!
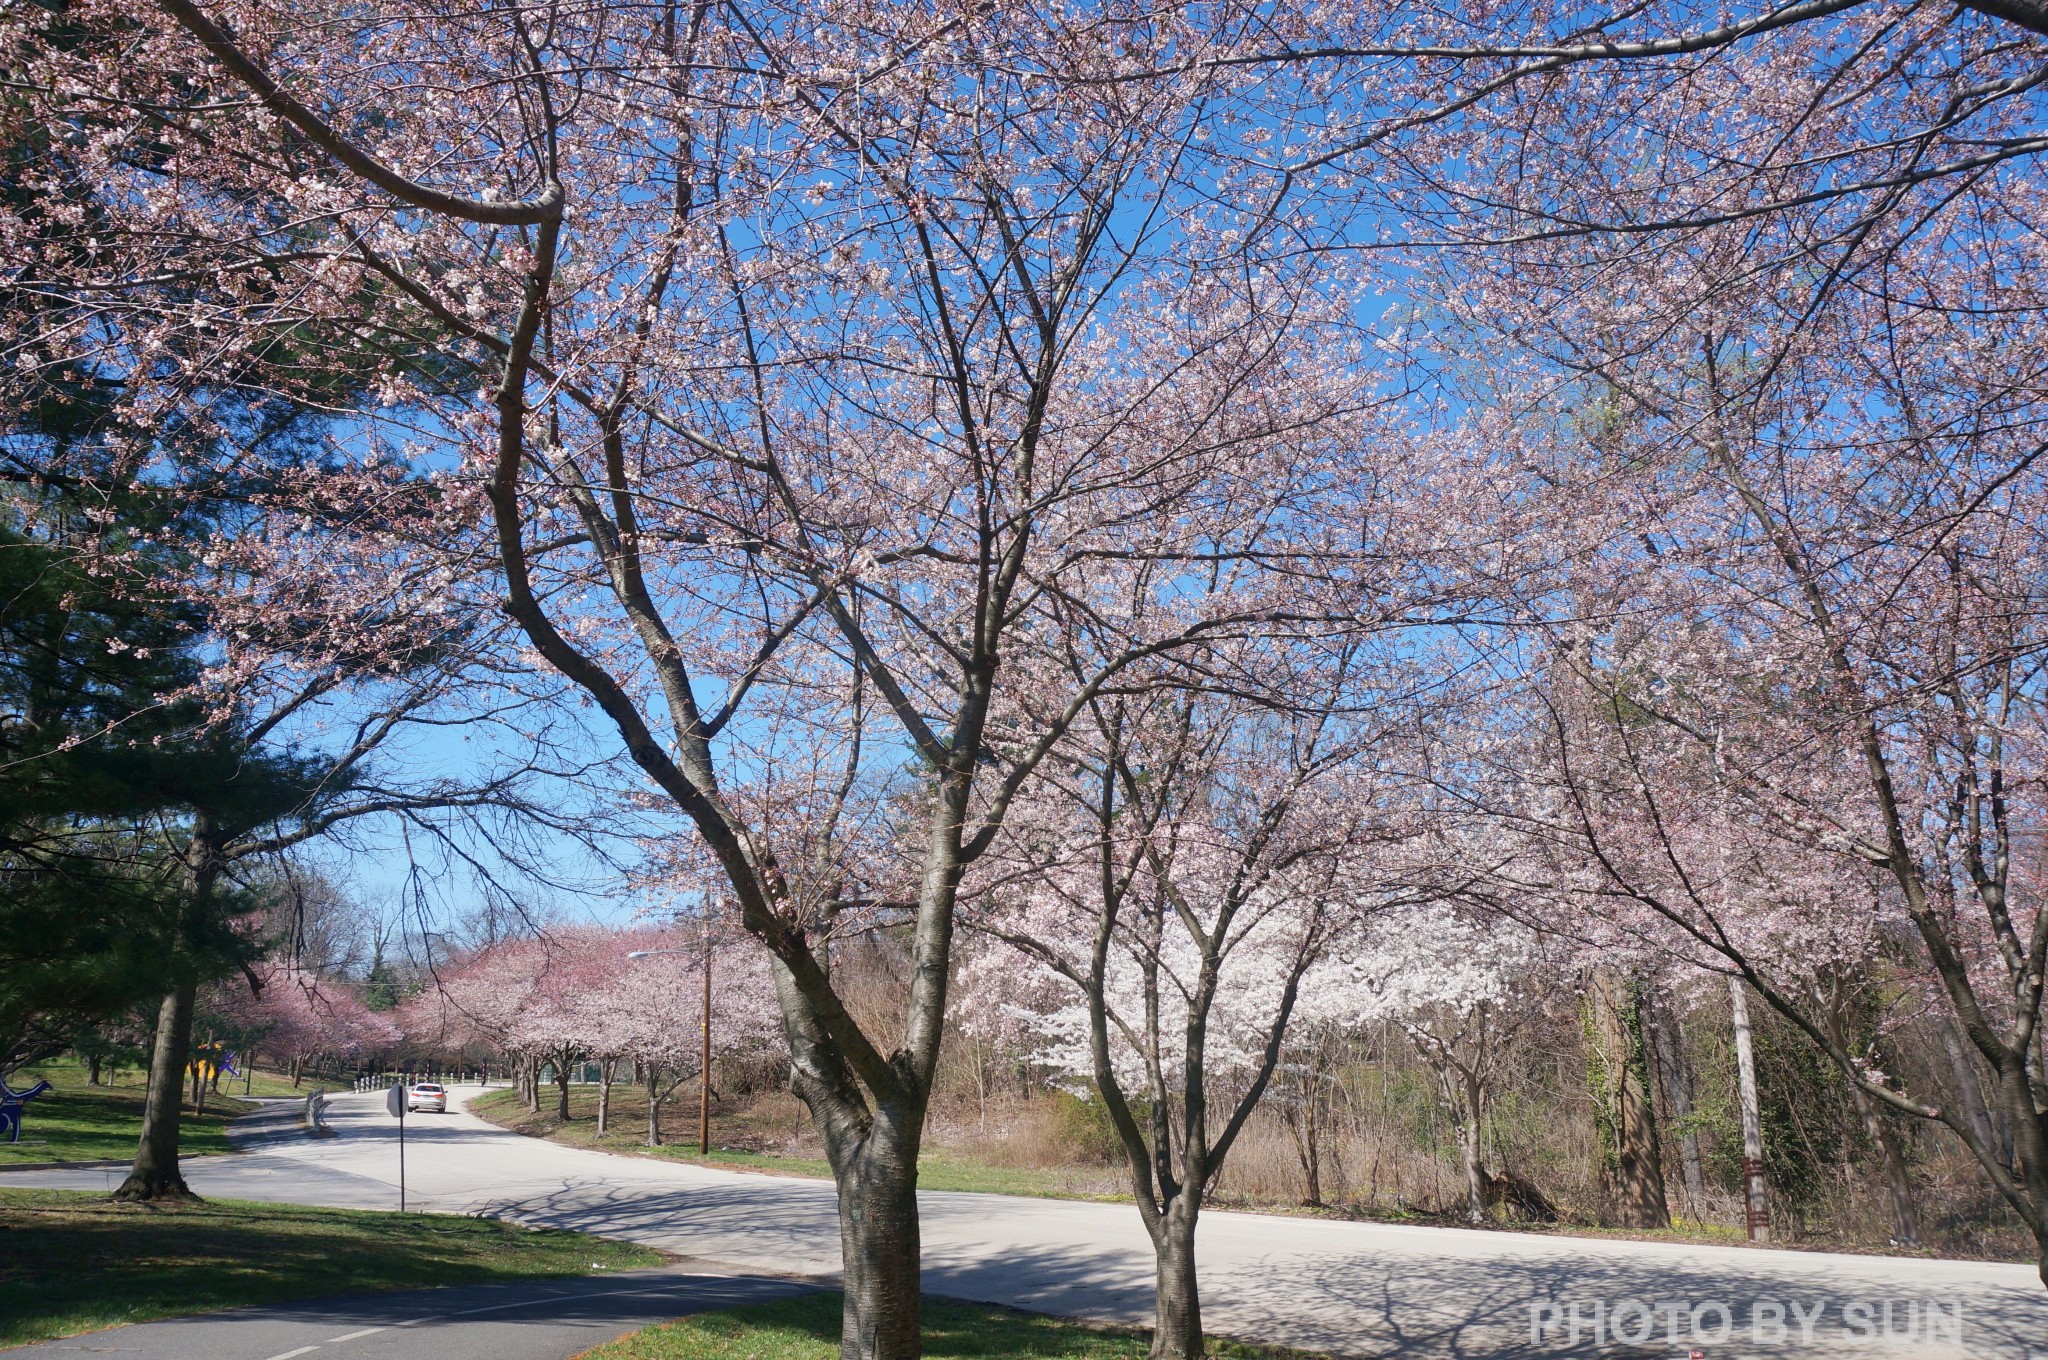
[
  {"left": 833, "top": 1113, "right": 923, "bottom": 1360},
  {"left": 115, "top": 983, "right": 197, "bottom": 1201},
  {"left": 972, "top": 1036, "right": 988, "bottom": 1137},
  {"left": 597, "top": 1061, "right": 612, "bottom": 1137},
  {"left": 647, "top": 1071, "right": 663, "bottom": 1146},
  {"left": 1645, "top": 993, "right": 1705, "bottom": 1219},
  {"left": 1459, "top": 1071, "right": 1486, "bottom": 1224},
  {"left": 1842, "top": 1075, "right": 1918, "bottom": 1245},
  {"left": 1585, "top": 966, "right": 1669, "bottom": 1228},
  {"left": 1941, "top": 1017, "right": 2008, "bottom": 1169},
  {"left": 554, "top": 1059, "right": 571, "bottom": 1120},
  {"left": 1989, "top": 1055, "right": 2048, "bottom": 1291},
  {"left": 86, "top": 1053, "right": 102, "bottom": 1086},
  {"left": 1149, "top": 1195, "right": 1202, "bottom": 1360},
  {"left": 1285, "top": 1101, "right": 1323, "bottom": 1208}
]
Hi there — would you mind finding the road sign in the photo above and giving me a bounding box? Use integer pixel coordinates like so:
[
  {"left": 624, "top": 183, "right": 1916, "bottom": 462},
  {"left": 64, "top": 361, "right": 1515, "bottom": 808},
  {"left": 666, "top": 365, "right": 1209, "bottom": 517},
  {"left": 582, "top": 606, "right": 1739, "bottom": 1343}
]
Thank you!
[{"left": 384, "top": 1082, "right": 408, "bottom": 1211}]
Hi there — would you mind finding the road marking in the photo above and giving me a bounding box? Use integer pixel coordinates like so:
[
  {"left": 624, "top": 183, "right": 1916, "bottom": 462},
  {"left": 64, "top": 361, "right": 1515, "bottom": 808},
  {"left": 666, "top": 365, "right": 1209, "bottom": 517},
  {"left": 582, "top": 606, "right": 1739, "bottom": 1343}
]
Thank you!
[
  {"left": 325, "top": 1327, "right": 386, "bottom": 1341},
  {"left": 434, "top": 1277, "right": 731, "bottom": 1321},
  {"left": 264, "top": 1349, "right": 320, "bottom": 1360},
  {"left": 374, "top": 1276, "right": 757, "bottom": 1336}
]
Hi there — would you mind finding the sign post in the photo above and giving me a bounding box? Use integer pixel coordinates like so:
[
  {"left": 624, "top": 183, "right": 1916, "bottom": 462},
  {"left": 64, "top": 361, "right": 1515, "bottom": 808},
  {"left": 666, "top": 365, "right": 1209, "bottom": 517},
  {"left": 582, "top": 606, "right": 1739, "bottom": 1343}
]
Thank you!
[{"left": 384, "top": 1081, "right": 408, "bottom": 1211}]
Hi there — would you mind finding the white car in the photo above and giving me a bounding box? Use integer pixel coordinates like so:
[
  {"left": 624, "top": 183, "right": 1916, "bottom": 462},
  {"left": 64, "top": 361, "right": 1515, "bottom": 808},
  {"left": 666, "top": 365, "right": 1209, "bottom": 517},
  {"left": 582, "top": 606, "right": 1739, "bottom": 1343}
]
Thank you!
[{"left": 407, "top": 1082, "right": 447, "bottom": 1113}]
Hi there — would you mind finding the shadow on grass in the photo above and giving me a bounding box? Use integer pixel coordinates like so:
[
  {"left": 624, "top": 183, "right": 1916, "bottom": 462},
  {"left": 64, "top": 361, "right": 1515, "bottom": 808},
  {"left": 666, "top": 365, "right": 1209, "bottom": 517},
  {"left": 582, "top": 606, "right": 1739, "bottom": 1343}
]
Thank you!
[
  {"left": 0, "top": 1188, "right": 660, "bottom": 1346},
  {"left": 0, "top": 1069, "right": 250, "bottom": 1165}
]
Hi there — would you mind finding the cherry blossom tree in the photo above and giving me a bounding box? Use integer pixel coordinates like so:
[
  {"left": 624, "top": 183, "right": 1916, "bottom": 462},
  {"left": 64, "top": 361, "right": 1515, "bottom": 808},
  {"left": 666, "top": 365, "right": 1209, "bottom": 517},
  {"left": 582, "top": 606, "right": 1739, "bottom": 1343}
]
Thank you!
[
  {"left": 243, "top": 965, "right": 399, "bottom": 1087},
  {"left": 6, "top": 6, "right": 1471, "bottom": 1348},
  {"left": 970, "top": 632, "right": 1447, "bottom": 1360},
  {"left": 1192, "top": 1, "right": 2048, "bottom": 274},
  {"left": 434, "top": 932, "right": 598, "bottom": 1119},
  {"left": 428, "top": 925, "right": 781, "bottom": 1139},
  {"left": 1348, "top": 902, "right": 1560, "bottom": 1225},
  {"left": 1481, "top": 539, "right": 2048, "bottom": 1280},
  {"left": 1337, "top": 0, "right": 2048, "bottom": 1281},
  {"left": 594, "top": 927, "right": 784, "bottom": 1147}
]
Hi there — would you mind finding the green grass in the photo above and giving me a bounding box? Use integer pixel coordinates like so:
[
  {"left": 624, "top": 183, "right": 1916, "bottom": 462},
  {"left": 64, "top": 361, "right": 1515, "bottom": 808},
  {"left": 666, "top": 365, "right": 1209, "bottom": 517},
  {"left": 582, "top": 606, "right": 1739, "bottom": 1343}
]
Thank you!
[
  {"left": 0, "top": 1187, "right": 666, "bottom": 1346},
  {"left": 228, "top": 1066, "right": 336, "bottom": 1098},
  {"left": 0, "top": 1059, "right": 255, "bottom": 1166},
  {"left": 579, "top": 1290, "right": 1323, "bottom": 1360}
]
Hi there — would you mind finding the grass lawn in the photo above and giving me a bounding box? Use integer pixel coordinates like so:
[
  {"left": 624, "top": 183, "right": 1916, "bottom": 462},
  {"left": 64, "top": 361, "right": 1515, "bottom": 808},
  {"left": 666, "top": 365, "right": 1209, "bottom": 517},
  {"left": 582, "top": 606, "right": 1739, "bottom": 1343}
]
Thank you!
[
  {"left": 0, "top": 1058, "right": 256, "bottom": 1166},
  {"left": 470, "top": 1088, "right": 1116, "bottom": 1201},
  {"left": 579, "top": 1290, "right": 1323, "bottom": 1360},
  {"left": 0, "top": 1187, "right": 665, "bottom": 1346},
  {"left": 224, "top": 1065, "right": 334, "bottom": 1099}
]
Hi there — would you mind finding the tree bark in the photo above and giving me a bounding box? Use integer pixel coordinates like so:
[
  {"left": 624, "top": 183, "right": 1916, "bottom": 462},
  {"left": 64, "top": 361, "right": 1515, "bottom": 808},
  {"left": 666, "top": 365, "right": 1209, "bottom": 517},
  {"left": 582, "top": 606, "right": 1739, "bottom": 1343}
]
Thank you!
[
  {"left": 1645, "top": 992, "right": 1705, "bottom": 1219},
  {"left": 1149, "top": 1195, "right": 1203, "bottom": 1360},
  {"left": 1990, "top": 1056, "right": 2048, "bottom": 1289},
  {"left": 116, "top": 822, "right": 222, "bottom": 1203},
  {"left": 1285, "top": 1101, "right": 1323, "bottom": 1208},
  {"left": 832, "top": 1111, "right": 923, "bottom": 1360},
  {"left": 115, "top": 983, "right": 198, "bottom": 1201},
  {"left": 1941, "top": 1016, "right": 2007, "bottom": 1169},
  {"left": 1842, "top": 1074, "right": 1918, "bottom": 1245},
  {"left": 1459, "top": 1070, "right": 1487, "bottom": 1224},
  {"left": 597, "top": 1060, "right": 612, "bottom": 1137},
  {"left": 86, "top": 1053, "right": 102, "bottom": 1086},
  {"left": 1585, "top": 967, "right": 1669, "bottom": 1228},
  {"left": 646, "top": 1070, "right": 663, "bottom": 1146}
]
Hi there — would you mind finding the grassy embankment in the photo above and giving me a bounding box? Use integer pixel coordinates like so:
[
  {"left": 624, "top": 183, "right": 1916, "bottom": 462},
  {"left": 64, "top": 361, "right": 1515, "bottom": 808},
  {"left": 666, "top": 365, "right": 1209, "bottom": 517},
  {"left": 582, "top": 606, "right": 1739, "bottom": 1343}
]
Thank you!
[
  {"left": 0, "top": 1188, "right": 664, "bottom": 1346},
  {"left": 580, "top": 1290, "right": 1324, "bottom": 1360},
  {"left": 471, "top": 1086, "right": 1117, "bottom": 1199}
]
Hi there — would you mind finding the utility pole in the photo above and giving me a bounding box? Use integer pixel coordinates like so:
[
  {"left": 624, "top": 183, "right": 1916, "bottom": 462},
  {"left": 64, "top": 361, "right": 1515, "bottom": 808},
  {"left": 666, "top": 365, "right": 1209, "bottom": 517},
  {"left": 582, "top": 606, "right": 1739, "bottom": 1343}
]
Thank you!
[{"left": 1730, "top": 977, "right": 1770, "bottom": 1242}]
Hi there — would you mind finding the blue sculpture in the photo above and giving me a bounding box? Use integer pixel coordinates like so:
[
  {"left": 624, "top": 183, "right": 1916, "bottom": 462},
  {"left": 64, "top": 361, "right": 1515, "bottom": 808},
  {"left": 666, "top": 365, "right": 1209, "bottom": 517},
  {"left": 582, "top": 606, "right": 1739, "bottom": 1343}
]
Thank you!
[{"left": 0, "top": 1077, "right": 51, "bottom": 1144}]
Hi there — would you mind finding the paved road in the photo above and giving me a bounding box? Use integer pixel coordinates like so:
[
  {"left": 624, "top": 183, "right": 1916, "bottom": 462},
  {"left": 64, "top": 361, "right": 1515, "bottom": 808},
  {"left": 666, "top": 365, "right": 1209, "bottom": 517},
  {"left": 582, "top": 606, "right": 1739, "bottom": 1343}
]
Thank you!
[
  {"left": 5, "top": 1087, "right": 2044, "bottom": 1359},
  {"left": 5, "top": 1270, "right": 811, "bottom": 1360}
]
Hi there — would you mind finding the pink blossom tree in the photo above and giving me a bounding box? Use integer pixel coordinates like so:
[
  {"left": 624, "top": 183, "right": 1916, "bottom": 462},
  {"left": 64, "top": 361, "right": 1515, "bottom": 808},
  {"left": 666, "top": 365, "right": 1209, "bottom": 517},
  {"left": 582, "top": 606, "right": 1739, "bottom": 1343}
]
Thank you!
[
  {"left": 9, "top": 7, "right": 1455, "bottom": 1348},
  {"left": 247, "top": 966, "right": 400, "bottom": 1087},
  {"left": 969, "top": 630, "right": 1450, "bottom": 1360},
  {"left": 591, "top": 927, "right": 784, "bottom": 1147},
  {"left": 1348, "top": 902, "right": 1561, "bottom": 1225}
]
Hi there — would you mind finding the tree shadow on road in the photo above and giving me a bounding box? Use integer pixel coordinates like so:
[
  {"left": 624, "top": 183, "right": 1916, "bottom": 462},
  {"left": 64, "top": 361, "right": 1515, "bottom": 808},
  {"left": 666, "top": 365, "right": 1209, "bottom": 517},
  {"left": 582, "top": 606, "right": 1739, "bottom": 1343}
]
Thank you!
[{"left": 482, "top": 1182, "right": 2048, "bottom": 1360}]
